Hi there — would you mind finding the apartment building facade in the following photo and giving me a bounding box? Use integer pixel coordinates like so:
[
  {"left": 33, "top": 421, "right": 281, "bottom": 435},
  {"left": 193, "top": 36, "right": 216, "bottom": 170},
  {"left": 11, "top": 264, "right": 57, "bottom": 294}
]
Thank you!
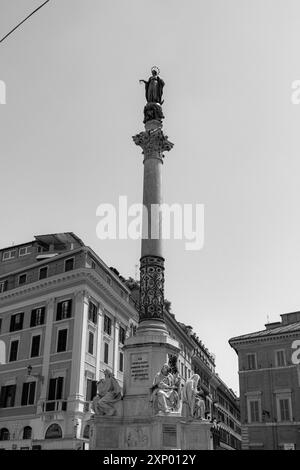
[
  {"left": 0, "top": 233, "right": 139, "bottom": 450},
  {"left": 229, "top": 311, "right": 300, "bottom": 450}
]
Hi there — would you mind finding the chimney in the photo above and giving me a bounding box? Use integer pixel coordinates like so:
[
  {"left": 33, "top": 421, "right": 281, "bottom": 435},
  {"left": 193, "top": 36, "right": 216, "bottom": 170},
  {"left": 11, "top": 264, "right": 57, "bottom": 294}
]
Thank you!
[
  {"left": 265, "top": 322, "right": 281, "bottom": 330},
  {"left": 281, "top": 311, "right": 300, "bottom": 325}
]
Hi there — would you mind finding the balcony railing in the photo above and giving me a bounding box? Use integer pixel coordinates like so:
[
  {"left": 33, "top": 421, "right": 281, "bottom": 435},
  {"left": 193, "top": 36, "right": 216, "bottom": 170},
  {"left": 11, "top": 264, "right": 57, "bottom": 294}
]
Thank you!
[{"left": 42, "top": 400, "right": 67, "bottom": 412}]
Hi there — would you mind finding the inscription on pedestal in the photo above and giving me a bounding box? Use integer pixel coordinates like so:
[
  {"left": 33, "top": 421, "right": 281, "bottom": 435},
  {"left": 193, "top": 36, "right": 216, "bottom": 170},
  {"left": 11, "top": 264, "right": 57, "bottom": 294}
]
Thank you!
[
  {"left": 130, "top": 353, "right": 149, "bottom": 383},
  {"left": 125, "top": 426, "right": 150, "bottom": 448}
]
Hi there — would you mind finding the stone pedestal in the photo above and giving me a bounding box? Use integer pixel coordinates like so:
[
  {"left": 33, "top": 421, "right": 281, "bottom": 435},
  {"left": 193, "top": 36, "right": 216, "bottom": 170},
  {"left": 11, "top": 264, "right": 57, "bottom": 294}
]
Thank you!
[
  {"left": 89, "top": 414, "right": 213, "bottom": 450},
  {"left": 89, "top": 330, "right": 214, "bottom": 450},
  {"left": 122, "top": 330, "right": 180, "bottom": 417}
]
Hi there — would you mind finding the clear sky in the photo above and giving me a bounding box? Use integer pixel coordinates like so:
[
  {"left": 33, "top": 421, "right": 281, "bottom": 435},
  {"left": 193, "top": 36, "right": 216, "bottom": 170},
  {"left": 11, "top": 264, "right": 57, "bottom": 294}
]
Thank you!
[{"left": 1, "top": 0, "right": 300, "bottom": 393}]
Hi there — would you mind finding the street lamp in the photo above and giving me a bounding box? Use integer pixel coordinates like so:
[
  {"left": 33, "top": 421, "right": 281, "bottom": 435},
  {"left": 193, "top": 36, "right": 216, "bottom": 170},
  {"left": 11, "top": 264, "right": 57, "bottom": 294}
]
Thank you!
[{"left": 27, "top": 365, "right": 44, "bottom": 384}]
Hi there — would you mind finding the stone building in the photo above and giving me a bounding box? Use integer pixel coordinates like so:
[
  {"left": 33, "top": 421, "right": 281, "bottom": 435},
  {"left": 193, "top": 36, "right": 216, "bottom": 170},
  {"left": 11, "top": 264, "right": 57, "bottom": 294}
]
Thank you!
[
  {"left": 229, "top": 312, "right": 300, "bottom": 450},
  {"left": 176, "top": 322, "right": 241, "bottom": 449},
  {"left": 0, "top": 233, "right": 139, "bottom": 450}
]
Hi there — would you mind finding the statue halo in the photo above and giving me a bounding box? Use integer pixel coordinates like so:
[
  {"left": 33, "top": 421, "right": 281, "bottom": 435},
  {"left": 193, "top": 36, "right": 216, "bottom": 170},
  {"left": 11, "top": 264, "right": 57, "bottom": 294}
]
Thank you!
[{"left": 151, "top": 66, "right": 160, "bottom": 75}]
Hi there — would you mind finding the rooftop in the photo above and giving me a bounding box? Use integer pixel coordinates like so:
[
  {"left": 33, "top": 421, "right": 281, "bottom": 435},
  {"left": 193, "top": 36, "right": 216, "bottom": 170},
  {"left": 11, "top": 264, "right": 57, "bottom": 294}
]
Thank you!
[{"left": 229, "top": 311, "right": 300, "bottom": 344}]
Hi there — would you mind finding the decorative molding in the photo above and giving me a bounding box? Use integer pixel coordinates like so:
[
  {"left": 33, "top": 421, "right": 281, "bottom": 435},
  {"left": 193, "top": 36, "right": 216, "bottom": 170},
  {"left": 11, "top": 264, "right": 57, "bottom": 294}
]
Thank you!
[
  {"left": 139, "top": 255, "right": 165, "bottom": 322},
  {"left": 0, "top": 268, "right": 139, "bottom": 322},
  {"left": 133, "top": 128, "right": 173, "bottom": 162}
]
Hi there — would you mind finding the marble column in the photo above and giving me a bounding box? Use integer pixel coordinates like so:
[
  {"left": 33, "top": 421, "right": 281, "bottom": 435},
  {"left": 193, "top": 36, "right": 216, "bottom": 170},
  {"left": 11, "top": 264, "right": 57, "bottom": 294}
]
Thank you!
[{"left": 133, "top": 119, "right": 173, "bottom": 334}]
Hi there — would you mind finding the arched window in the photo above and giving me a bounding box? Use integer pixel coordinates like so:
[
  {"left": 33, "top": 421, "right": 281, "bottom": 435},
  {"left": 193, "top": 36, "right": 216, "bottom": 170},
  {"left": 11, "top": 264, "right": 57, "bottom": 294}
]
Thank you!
[
  {"left": 23, "top": 426, "right": 32, "bottom": 440},
  {"left": 45, "top": 424, "right": 62, "bottom": 440},
  {"left": 83, "top": 424, "right": 90, "bottom": 439},
  {"left": 0, "top": 428, "right": 10, "bottom": 441}
]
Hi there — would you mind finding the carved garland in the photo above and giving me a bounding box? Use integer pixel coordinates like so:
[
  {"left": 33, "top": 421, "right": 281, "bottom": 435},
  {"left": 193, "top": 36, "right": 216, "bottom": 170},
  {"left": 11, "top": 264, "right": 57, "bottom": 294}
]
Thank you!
[{"left": 139, "top": 255, "right": 165, "bottom": 322}]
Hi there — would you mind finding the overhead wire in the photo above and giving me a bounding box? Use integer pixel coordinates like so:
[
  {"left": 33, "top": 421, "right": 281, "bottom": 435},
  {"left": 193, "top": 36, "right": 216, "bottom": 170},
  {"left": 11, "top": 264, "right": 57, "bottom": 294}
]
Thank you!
[{"left": 0, "top": 0, "right": 50, "bottom": 44}]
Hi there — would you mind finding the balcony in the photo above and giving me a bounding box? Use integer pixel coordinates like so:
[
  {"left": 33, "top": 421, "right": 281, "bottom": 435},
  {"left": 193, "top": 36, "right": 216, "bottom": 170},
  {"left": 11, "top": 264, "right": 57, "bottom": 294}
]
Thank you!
[{"left": 42, "top": 400, "right": 67, "bottom": 413}]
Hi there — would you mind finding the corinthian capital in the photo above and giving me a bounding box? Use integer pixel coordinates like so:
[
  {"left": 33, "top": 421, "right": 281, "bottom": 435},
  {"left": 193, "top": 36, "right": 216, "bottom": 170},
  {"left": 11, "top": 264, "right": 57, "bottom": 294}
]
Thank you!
[{"left": 133, "top": 128, "right": 174, "bottom": 161}]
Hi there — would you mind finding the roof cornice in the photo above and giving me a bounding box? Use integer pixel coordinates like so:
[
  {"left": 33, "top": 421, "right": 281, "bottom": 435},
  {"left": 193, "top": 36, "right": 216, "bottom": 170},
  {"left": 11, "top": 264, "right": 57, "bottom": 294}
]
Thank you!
[{"left": 0, "top": 268, "right": 139, "bottom": 322}]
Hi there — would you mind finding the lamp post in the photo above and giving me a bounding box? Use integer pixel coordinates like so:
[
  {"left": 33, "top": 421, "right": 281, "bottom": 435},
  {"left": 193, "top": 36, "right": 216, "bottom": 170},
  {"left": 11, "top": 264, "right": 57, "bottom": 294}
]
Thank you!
[{"left": 27, "top": 365, "right": 44, "bottom": 384}]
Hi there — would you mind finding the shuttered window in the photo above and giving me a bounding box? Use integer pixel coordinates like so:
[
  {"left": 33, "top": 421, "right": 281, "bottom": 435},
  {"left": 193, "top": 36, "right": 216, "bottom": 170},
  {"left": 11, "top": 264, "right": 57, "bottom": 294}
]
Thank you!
[
  {"left": 0, "top": 385, "right": 16, "bottom": 408},
  {"left": 10, "top": 312, "right": 24, "bottom": 332},
  {"left": 31, "top": 335, "right": 41, "bottom": 357},
  {"left": 48, "top": 377, "right": 64, "bottom": 400},
  {"left": 30, "top": 307, "right": 45, "bottom": 327},
  {"left": 21, "top": 382, "right": 36, "bottom": 406},
  {"left": 88, "top": 332, "right": 94, "bottom": 355},
  {"left": 57, "top": 329, "right": 68, "bottom": 352},
  {"left": 56, "top": 300, "right": 72, "bottom": 321},
  {"left": 9, "top": 340, "right": 19, "bottom": 362}
]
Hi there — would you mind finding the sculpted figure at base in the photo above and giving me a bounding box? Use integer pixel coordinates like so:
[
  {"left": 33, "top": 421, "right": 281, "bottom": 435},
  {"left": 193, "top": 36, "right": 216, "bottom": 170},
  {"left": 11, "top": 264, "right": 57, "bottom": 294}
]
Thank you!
[
  {"left": 182, "top": 374, "right": 206, "bottom": 420},
  {"left": 150, "top": 363, "right": 181, "bottom": 414},
  {"left": 92, "top": 369, "right": 122, "bottom": 416}
]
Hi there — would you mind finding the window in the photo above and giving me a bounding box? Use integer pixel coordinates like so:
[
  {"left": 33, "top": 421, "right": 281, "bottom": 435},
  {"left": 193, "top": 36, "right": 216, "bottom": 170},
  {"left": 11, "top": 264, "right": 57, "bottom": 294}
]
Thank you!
[
  {"left": 88, "top": 301, "right": 97, "bottom": 324},
  {"left": 83, "top": 425, "right": 90, "bottom": 439},
  {"left": 48, "top": 377, "right": 64, "bottom": 400},
  {"left": 247, "top": 353, "right": 257, "bottom": 370},
  {"left": 104, "top": 315, "right": 112, "bottom": 335},
  {"left": 65, "top": 258, "right": 74, "bottom": 272},
  {"left": 0, "top": 428, "right": 10, "bottom": 441},
  {"left": 45, "top": 424, "right": 62, "bottom": 440},
  {"left": 0, "top": 318, "right": 2, "bottom": 333},
  {"left": 130, "top": 324, "right": 137, "bottom": 337},
  {"left": 104, "top": 342, "right": 109, "bottom": 364},
  {"left": 30, "top": 307, "right": 45, "bottom": 327},
  {"left": 0, "top": 385, "right": 16, "bottom": 408},
  {"left": 278, "top": 398, "right": 292, "bottom": 422},
  {"left": 39, "top": 266, "right": 48, "bottom": 280},
  {"left": 119, "top": 351, "right": 124, "bottom": 372},
  {"left": 9, "top": 340, "right": 19, "bottom": 362},
  {"left": 18, "top": 274, "right": 27, "bottom": 286},
  {"left": 0, "top": 280, "right": 8, "bottom": 293},
  {"left": 57, "top": 329, "right": 68, "bottom": 352},
  {"left": 23, "top": 426, "right": 32, "bottom": 439},
  {"left": 275, "top": 350, "right": 286, "bottom": 367},
  {"left": 21, "top": 382, "right": 36, "bottom": 406},
  {"left": 88, "top": 331, "right": 94, "bottom": 355},
  {"left": 31, "top": 335, "right": 41, "bottom": 357},
  {"left": 249, "top": 400, "right": 260, "bottom": 423},
  {"left": 10, "top": 312, "right": 24, "bottom": 332},
  {"left": 2, "top": 250, "right": 16, "bottom": 261},
  {"left": 19, "top": 246, "right": 31, "bottom": 257},
  {"left": 86, "top": 379, "right": 97, "bottom": 401},
  {"left": 119, "top": 326, "right": 126, "bottom": 345},
  {"left": 56, "top": 299, "right": 72, "bottom": 321}
]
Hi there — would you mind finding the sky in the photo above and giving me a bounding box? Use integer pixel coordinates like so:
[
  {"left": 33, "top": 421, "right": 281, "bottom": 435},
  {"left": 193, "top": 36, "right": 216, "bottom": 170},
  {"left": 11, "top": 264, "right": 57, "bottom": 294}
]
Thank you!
[{"left": 1, "top": 0, "right": 300, "bottom": 393}]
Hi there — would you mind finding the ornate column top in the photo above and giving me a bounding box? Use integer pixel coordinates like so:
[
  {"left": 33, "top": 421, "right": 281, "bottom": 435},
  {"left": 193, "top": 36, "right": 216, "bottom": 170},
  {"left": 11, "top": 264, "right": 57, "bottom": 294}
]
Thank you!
[{"left": 133, "top": 126, "right": 174, "bottom": 162}]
